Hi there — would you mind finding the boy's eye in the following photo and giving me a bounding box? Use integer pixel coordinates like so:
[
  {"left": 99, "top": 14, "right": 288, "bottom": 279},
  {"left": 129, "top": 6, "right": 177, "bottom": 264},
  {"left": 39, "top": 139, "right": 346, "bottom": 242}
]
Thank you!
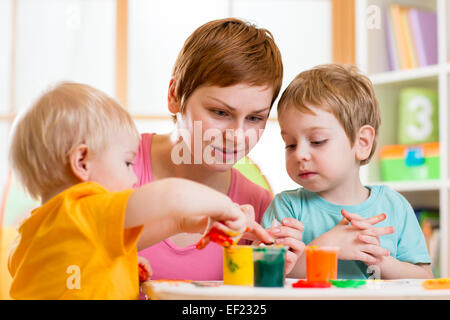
[
  {"left": 311, "top": 139, "right": 327, "bottom": 146},
  {"left": 285, "top": 144, "right": 296, "bottom": 150}
]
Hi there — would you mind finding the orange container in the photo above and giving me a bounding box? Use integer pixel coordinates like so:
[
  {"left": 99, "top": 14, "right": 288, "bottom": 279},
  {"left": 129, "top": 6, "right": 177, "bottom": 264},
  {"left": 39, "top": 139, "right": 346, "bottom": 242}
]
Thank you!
[{"left": 305, "top": 246, "right": 339, "bottom": 282}]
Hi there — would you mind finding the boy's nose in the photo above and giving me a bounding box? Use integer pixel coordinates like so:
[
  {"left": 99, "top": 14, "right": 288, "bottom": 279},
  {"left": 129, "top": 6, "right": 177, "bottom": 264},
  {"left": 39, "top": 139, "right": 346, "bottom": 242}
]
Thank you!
[{"left": 294, "top": 145, "right": 311, "bottom": 162}]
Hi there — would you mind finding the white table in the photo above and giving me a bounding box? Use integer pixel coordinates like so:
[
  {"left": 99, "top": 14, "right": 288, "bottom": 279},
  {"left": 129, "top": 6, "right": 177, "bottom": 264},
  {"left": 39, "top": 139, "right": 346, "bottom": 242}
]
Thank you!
[{"left": 145, "top": 278, "right": 450, "bottom": 300}]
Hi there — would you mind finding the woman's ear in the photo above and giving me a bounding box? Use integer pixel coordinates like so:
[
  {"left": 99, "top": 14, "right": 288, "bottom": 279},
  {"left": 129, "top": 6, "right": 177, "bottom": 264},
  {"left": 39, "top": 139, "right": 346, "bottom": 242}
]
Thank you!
[
  {"left": 355, "top": 125, "right": 375, "bottom": 162},
  {"left": 69, "top": 144, "right": 90, "bottom": 182},
  {"left": 168, "top": 78, "right": 181, "bottom": 114}
]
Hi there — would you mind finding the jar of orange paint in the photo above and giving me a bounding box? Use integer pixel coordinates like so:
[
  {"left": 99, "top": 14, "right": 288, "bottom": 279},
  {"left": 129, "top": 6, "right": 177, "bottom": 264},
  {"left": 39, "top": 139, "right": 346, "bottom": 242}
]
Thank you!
[{"left": 305, "top": 246, "right": 339, "bottom": 282}]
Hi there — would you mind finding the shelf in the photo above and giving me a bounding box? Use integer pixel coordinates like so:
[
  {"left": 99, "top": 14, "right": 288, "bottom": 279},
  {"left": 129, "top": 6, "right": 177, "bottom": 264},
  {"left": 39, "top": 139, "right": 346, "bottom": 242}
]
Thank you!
[
  {"left": 368, "top": 180, "right": 443, "bottom": 192},
  {"left": 357, "top": 0, "right": 449, "bottom": 278},
  {"left": 369, "top": 65, "right": 442, "bottom": 85}
]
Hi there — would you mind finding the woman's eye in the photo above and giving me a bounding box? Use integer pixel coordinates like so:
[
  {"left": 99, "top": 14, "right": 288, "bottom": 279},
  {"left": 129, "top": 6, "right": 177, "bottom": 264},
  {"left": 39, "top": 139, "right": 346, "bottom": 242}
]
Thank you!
[
  {"left": 212, "top": 109, "right": 228, "bottom": 117},
  {"left": 247, "top": 115, "right": 264, "bottom": 123},
  {"left": 126, "top": 162, "right": 134, "bottom": 167}
]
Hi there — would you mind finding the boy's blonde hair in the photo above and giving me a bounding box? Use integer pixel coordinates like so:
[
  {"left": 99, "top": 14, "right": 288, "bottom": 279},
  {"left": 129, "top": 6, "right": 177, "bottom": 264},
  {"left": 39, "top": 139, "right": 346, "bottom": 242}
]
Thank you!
[
  {"left": 171, "top": 18, "right": 283, "bottom": 121},
  {"left": 277, "top": 64, "right": 381, "bottom": 165},
  {"left": 9, "top": 82, "right": 139, "bottom": 200}
]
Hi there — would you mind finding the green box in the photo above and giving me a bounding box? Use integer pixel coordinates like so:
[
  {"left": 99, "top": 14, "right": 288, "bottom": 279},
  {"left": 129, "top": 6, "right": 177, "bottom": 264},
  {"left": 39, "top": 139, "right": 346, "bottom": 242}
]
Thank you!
[{"left": 380, "top": 143, "right": 440, "bottom": 181}]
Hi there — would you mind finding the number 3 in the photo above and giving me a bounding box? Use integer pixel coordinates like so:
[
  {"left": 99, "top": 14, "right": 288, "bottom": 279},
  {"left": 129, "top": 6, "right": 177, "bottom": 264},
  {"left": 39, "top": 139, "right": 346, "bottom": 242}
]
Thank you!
[{"left": 406, "top": 95, "right": 433, "bottom": 141}]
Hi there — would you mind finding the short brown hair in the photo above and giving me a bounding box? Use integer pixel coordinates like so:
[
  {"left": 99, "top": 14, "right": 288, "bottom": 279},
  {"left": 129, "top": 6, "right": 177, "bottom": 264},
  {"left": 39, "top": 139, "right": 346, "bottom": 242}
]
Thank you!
[
  {"left": 277, "top": 64, "right": 380, "bottom": 165},
  {"left": 9, "top": 82, "right": 139, "bottom": 200},
  {"left": 172, "top": 18, "right": 283, "bottom": 119}
]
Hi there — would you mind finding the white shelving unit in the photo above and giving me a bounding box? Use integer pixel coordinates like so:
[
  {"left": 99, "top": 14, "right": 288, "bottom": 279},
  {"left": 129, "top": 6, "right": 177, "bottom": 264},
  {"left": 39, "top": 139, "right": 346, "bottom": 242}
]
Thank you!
[{"left": 356, "top": 0, "right": 449, "bottom": 277}]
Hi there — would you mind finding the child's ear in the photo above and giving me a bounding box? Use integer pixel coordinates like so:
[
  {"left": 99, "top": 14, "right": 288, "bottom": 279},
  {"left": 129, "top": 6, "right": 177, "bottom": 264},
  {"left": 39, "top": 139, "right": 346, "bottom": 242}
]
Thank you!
[
  {"left": 69, "top": 144, "right": 90, "bottom": 182},
  {"left": 168, "top": 78, "right": 181, "bottom": 114},
  {"left": 355, "top": 125, "right": 375, "bottom": 162}
]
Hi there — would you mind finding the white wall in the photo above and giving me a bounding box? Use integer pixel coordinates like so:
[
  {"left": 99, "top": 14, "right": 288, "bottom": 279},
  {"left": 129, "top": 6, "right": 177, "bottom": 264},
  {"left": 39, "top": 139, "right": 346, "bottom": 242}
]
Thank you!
[
  {"left": 128, "top": 0, "right": 332, "bottom": 194},
  {"left": 0, "top": 0, "right": 331, "bottom": 197}
]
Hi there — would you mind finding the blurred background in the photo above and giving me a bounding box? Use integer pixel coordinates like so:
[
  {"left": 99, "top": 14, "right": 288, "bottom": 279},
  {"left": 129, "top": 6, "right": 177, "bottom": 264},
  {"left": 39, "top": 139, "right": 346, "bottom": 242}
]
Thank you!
[{"left": 1, "top": 0, "right": 449, "bottom": 298}]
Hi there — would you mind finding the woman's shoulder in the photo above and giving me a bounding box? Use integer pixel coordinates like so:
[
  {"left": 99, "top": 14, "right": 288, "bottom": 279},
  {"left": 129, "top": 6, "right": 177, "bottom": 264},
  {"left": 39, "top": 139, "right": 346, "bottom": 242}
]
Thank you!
[
  {"left": 230, "top": 169, "right": 274, "bottom": 222},
  {"left": 231, "top": 168, "right": 273, "bottom": 199},
  {"left": 133, "top": 133, "right": 156, "bottom": 187}
]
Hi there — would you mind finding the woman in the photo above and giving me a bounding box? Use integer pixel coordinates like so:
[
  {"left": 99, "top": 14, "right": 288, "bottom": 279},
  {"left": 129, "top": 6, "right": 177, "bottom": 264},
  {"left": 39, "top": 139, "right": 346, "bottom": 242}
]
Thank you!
[{"left": 133, "top": 18, "right": 305, "bottom": 281}]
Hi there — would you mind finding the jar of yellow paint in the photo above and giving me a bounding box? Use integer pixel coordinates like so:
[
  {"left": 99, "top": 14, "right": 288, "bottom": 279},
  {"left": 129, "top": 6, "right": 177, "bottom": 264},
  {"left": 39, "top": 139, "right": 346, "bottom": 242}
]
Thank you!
[{"left": 223, "top": 245, "right": 254, "bottom": 286}]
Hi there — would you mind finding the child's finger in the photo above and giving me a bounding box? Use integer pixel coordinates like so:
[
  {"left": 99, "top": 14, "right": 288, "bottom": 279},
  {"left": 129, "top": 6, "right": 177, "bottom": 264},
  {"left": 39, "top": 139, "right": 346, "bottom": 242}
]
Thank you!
[
  {"left": 284, "top": 250, "right": 299, "bottom": 274},
  {"left": 275, "top": 237, "right": 305, "bottom": 256},
  {"left": 356, "top": 251, "right": 379, "bottom": 265},
  {"left": 341, "top": 209, "right": 364, "bottom": 221},
  {"left": 268, "top": 225, "right": 302, "bottom": 241},
  {"left": 350, "top": 219, "right": 373, "bottom": 230},
  {"left": 361, "top": 226, "right": 395, "bottom": 237},
  {"left": 358, "top": 234, "right": 380, "bottom": 245},
  {"left": 362, "top": 244, "right": 390, "bottom": 257},
  {"left": 282, "top": 218, "right": 304, "bottom": 232},
  {"left": 363, "top": 213, "right": 387, "bottom": 225}
]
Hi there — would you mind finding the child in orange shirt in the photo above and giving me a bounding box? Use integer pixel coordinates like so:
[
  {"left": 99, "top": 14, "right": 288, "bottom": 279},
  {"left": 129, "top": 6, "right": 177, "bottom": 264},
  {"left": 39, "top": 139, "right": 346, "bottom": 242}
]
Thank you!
[{"left": 7, "top": 82, "right": 272, "bottom": 299}]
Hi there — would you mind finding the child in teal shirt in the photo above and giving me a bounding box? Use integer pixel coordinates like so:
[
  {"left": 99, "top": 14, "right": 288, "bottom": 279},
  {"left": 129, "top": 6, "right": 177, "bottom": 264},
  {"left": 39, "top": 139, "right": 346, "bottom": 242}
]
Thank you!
[{"left": 262, "top": 64, "right": 432, "bottom": 279}]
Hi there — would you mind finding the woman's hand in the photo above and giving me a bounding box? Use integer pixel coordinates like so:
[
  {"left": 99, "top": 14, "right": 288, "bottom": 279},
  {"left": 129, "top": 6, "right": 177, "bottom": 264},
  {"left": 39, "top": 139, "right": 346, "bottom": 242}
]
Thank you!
[{"left": 239, "top": 205, "right": 275, "bottom": 245}]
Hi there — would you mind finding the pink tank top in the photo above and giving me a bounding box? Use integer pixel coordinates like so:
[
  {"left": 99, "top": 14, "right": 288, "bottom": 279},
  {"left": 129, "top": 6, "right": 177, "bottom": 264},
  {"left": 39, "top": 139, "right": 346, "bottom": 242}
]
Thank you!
[{"left": 133, "top": 133, "right": 273, "bottom": 280}]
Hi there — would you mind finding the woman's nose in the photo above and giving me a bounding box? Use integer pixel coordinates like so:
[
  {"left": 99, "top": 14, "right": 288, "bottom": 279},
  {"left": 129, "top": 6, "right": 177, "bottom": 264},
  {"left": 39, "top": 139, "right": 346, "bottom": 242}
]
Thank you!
[{"left": 223, "top": 120, "right": 246, "bottom": 145}]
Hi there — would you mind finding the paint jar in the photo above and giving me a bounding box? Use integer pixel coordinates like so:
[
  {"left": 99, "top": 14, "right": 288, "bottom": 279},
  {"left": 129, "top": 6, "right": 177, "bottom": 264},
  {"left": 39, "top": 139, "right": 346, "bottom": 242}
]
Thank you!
[
  {"left": 305, "top": 246, "right": 339, "bottom": 282},
  {"left": 223, "top": 245, "right": 254, "bottom": 286},
  {"left": 252, "top": 245, "right": 287, "bottom": 287}
]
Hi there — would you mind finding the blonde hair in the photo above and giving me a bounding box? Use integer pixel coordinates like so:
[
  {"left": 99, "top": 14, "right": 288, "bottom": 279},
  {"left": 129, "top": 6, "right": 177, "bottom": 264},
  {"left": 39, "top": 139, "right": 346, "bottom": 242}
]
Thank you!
[
  {"left": 171, "top": 18, "right": 283, "bottom": 121},
  {"left": 277, "top": 64, "right": 381, "bottom": 165},
  {"left": 9, "top": 82, "right": 139, "bottom": 200}
]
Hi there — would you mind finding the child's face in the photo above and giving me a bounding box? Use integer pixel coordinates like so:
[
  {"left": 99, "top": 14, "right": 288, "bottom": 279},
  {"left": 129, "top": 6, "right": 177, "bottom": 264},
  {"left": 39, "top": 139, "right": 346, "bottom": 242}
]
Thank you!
[
  {"left": 88, "top": 129, "right": 139, "bottom": 191},
  {"left": 279, "top": 105, "right": 359, "bottom": 194},
  {"left": 175, "top": 84, "right": 273, "bottom": 171}
]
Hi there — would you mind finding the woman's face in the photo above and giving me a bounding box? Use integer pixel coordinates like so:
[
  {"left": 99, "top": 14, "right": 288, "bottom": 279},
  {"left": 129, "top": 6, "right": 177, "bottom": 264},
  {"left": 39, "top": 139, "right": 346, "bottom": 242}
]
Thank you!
[{"left": 171, "top": 83, "right": 273, "bottom": 172}]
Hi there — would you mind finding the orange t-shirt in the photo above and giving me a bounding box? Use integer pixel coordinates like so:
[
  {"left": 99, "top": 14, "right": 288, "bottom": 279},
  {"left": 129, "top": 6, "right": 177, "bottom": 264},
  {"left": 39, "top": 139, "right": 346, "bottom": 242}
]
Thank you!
[{"left": 8, "top": 182, "right": 143, "bottom": 300}]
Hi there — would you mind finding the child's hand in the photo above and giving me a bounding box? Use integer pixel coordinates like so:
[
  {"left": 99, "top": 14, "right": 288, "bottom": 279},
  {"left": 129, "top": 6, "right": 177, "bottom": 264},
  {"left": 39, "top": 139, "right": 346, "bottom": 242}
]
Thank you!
[
  {"left": 196, "top": 204, "right": 274, "bottom": 249},
  {"left": 138, "top": 256, "right": 152, "bottom": 282},
  {"left": 267, "top": 218, "right": 305, "bottom": 274},
  {"left": 341, "top": 209, "right": 395, "bottom": 264},
  {"left": 247, "top": 217, "right": 305, "bottom": 275},
  {"left": 178, "top": 201, "right": 248, "bottom": 235},
  {"left": 311, "top": 213, "right": 393, "bottom": 265}
]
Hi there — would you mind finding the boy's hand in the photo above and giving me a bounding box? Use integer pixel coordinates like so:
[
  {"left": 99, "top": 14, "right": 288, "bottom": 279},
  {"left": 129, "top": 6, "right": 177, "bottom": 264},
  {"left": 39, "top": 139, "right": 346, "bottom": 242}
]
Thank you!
[
  {"left": 249, "top": 217, "right": 306, "bottom": 275},
  {"left": 268, "top": 218, "right": 305, "bottom": 274},
  {"left": 312, "top": 211, "right": 394, "bottom": 265},
  {"left": 178, "top": 201, "right": 247, "bottom": 235},
  {"left": 195, "top": 204, "right": 274, "bottom": 249},
  {"left": 341, "top": 209, "right": 395, "bottom": 263}
]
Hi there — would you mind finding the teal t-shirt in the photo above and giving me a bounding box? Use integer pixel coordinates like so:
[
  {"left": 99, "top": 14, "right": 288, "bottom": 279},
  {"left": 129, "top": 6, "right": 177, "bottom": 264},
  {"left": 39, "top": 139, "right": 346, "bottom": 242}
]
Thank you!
[{"left": 262, "top": 185, "right": 431, "bottom": 279}]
